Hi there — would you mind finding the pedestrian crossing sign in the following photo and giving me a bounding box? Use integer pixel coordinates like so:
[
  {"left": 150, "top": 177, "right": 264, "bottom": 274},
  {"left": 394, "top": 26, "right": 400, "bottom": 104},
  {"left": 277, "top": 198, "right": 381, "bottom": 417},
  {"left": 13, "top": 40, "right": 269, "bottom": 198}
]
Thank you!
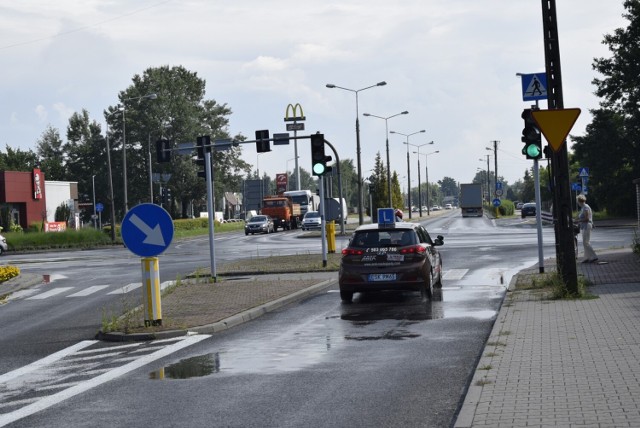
[{"left": 521, "top": 73, "right": 547, "bottom": 101}]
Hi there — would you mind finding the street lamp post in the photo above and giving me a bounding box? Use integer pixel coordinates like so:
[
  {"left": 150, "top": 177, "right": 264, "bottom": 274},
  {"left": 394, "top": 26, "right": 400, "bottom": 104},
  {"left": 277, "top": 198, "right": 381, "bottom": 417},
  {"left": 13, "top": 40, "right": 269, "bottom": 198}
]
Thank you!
[
  {"left": 121, "top": 93, "right": 157, "bottom": 213},
  {"left": 417, "top": 150, "right": 440, "bottom": 215},
  {"left": 363, "top": 111, "right": 409, "bottom": 208},
  {"left": 104, "top": 109, "right": 122, "bottom": 242},
  {"left": 92, "top": 175, "right": 97, "bottom": 229},
  {"left": 389, "top": 130, "right": 425, "bottom": 218},
  {"left": 409, "top": 140, "right": 434, "bottom": 216},
  {"left": 326, "top": 81, "right": 386, "bottom": 224}
]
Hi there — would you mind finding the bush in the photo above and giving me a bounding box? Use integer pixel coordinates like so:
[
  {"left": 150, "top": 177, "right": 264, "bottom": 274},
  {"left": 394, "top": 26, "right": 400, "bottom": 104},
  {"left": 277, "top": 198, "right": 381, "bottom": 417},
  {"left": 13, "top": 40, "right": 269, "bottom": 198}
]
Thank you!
[
  {"left": 499, "top": 200, "right": 515, "bottom": 216},
  {"left": 0, "top": 265, "right": 20, "bottom": 282}
]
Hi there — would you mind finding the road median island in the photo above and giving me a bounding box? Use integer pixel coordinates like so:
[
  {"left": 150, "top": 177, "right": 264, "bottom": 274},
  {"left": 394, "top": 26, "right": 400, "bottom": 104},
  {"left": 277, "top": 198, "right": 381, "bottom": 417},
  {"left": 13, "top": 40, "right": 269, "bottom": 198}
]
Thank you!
[{"left": 98, "top": 253, "right": 341, "bottom": 339}]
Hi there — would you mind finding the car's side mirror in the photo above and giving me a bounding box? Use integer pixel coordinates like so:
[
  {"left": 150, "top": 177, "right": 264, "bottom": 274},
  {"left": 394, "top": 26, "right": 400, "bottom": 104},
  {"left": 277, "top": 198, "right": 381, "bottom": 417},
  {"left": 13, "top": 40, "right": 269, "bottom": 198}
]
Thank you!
[{"left": 434, "top": 235, "right": 444, "bottom": 246}]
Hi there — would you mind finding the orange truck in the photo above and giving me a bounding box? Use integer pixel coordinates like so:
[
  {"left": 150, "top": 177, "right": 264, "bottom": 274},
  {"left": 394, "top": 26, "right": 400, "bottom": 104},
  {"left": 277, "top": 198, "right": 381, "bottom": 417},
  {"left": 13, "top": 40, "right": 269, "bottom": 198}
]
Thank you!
[{"left": 261, "top": 195, "right": 301, "bottom": 231}]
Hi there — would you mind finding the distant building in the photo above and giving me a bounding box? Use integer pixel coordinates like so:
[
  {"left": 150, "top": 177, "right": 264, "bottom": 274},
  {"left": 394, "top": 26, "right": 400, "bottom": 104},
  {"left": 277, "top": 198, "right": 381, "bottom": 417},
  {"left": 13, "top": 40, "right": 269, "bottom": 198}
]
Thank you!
[{"left": 0, "top": 169, "right": 78, "bottom": 230}]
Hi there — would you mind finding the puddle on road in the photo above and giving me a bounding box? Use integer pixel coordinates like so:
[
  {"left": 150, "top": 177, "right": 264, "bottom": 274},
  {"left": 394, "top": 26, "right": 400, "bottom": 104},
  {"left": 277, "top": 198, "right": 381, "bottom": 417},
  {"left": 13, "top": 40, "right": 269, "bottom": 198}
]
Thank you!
[{"left": 150, "top": 353, "right": 220, "bottom": 380}]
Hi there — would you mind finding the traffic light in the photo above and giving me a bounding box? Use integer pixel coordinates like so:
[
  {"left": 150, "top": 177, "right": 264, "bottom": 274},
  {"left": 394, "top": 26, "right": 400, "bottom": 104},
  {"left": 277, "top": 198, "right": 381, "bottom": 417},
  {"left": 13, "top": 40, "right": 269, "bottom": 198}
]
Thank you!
[
  {"left": 311, "top": 133, "right": 331, "bottom": 176},
  {"left": 255, "top": 130, "right": 270, "bottom": 153},
  {"left": 155, "top": 139, "right": 171, "bottom": 163},
  {"left": 161, "top": 187, "right": 172, "bottom": 204},
  {"left": 521, "top": 108, "right": 542, "bottom": 160}
]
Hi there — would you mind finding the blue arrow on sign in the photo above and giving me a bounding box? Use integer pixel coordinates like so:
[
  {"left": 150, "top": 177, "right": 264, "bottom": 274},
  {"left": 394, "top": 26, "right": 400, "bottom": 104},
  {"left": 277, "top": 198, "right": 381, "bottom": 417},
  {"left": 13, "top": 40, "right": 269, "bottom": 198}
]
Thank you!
[{"left": 122, "top": 204, "right": 174, "bottom": 257}]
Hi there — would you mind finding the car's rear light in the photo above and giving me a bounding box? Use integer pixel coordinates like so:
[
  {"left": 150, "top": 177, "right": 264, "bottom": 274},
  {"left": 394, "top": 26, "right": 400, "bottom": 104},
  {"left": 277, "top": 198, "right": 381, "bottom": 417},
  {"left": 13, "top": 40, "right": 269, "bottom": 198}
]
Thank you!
[
  {"left": 400, "top": 245, "right": 427, "bottom": 254},
  {"left": 342, "top": 248, "right": 364, "bottom": 256}
]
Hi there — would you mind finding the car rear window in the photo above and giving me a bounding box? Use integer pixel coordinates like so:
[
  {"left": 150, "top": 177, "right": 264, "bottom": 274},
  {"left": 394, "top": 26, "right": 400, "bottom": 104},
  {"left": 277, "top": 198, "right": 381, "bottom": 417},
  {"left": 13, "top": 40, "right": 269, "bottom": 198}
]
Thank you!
[{"left": 351, "top": 230, "right": 416, "bottom": 248}]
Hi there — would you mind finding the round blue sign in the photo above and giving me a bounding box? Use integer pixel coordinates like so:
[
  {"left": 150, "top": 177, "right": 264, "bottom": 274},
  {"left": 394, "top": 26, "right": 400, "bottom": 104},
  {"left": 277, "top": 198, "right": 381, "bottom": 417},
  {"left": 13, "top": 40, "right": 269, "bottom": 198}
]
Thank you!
[
  {"left": 492, "top": 198, "right": 501, "bottom": 207},
  {"left": 121, "top": 204, "right": 174, "bottom": 257},
  {"left": 95, "top": 202, "right": 104, "bottom": 213}
]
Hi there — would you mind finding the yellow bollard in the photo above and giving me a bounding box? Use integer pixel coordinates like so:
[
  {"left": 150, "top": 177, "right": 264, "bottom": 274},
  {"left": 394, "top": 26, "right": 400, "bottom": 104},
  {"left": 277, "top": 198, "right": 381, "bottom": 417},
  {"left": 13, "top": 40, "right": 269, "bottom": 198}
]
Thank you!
[
  {"left": 326, "top": 220, "right": 336, "bottom": 253},
  {"left": 141, "top": 257, "right": 162, "bottom": 327}
]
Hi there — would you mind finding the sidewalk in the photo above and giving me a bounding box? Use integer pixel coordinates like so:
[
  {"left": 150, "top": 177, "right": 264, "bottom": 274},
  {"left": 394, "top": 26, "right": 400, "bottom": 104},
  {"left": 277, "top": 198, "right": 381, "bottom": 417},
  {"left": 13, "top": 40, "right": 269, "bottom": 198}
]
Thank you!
[{"left": 455, "top": 248, "right": 640, "bottom": 428}]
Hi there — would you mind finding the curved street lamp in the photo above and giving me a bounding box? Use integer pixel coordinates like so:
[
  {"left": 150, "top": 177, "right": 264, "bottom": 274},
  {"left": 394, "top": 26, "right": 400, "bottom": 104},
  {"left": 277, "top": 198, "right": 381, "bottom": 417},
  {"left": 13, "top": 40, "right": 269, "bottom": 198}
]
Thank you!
[
  {"left": 325, "top": 81, "right": 386, "bottom": 224},
  {"left": 390, "top": 129, "right": 425, "bottom": 218}
]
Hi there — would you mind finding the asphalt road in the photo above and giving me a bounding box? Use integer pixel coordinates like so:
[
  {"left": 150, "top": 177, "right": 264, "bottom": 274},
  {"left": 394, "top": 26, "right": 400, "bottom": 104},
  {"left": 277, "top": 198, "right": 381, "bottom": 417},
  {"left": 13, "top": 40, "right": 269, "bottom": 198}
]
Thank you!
[{"left": 1, "top": 211, "right": 635, "bottom": 427}]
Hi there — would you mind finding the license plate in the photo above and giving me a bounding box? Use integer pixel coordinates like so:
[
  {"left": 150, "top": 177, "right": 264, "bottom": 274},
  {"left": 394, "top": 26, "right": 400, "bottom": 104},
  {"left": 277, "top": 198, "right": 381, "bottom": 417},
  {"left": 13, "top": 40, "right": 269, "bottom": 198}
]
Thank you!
[{"left": 368, "top": 273, "right": 397, "bottom": 282}]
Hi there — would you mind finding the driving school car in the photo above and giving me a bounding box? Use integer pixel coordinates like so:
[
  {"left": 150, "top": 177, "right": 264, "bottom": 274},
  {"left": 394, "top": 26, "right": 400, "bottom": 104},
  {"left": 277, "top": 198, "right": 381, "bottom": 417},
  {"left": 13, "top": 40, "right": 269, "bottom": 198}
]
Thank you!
[{"left": 338, "top": 211, "right": 444, "bottom": 303}]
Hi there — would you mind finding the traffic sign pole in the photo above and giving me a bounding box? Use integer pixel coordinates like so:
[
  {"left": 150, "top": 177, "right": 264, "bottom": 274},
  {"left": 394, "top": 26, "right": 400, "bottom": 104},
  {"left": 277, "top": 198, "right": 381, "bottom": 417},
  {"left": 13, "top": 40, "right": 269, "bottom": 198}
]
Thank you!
[
  {"left": 204, "top": 150, "right": 217, "bottom": 282},
  {"left": 142, "top": 257, "right": 162, "bottom": 327},
  {"left": 533, "top": 159, "right": 545, "bottom": 273}
]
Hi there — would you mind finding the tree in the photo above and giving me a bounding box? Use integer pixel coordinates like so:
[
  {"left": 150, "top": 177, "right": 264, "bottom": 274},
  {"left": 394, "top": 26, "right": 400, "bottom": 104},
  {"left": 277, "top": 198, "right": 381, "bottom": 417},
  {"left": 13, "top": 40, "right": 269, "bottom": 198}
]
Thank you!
[
  {"left": 391, "top": 171, "right": 403, "bottom": 209},
  {"left": 520, "top": 169, "right": 535, "bottom": 203},
  {"left": 580, "top": 0, "right": 640, "bottom": 216},
  {"left": 36, "top": 126, "right": 67, "bottom": 181},
  {"left": 438, "top": 177, "right": 459, "bottom": 198},
  {"left": 0, "top": 145, "right": 38, "bottom": 172},
  {"left": 106, "top": 65, "right": 251, "bottom": 219},
  {"left": 368, "top": 152, "right": 387, "bottom": 219},
  {"left": 571, "top": 109, "right": 629, "bottom": 214},
  {"left": 64, "top": 109, "right": 105, "bottom": 224}
]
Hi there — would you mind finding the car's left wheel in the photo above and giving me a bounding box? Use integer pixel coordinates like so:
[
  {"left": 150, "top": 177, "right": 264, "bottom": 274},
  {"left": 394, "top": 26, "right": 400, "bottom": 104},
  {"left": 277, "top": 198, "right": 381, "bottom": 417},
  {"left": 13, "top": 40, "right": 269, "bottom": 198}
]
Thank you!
[{"left": 420, "top": 279, "right": 433, "bottom": 302}]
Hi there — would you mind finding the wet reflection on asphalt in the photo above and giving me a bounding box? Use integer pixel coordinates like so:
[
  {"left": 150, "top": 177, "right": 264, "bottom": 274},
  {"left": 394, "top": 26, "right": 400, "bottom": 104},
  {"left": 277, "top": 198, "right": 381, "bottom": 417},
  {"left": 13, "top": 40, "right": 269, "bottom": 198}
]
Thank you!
[{"left": 150, "top": 285, "right": 505, "bottom": 380}]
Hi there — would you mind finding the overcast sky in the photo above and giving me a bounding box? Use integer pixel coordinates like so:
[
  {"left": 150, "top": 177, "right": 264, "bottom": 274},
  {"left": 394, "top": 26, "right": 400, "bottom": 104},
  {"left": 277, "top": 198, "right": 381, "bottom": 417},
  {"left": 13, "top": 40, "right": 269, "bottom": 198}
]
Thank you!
[{"left": 0, "top": 1, "right": 627, "bottom": 190}]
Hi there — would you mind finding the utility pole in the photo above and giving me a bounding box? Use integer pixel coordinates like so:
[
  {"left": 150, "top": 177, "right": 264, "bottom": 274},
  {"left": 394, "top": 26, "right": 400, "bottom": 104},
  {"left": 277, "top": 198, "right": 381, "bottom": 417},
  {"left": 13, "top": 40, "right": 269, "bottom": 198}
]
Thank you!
[{"left": 541, "top": 0, "right": 578, "bottom": 292}]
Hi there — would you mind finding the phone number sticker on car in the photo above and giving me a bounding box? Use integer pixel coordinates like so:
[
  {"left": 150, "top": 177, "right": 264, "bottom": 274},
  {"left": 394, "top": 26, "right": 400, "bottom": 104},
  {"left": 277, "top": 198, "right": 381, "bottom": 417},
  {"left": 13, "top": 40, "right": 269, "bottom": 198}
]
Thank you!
[{"left": 368, "top": 273, "right": 397, "bottom": 282}]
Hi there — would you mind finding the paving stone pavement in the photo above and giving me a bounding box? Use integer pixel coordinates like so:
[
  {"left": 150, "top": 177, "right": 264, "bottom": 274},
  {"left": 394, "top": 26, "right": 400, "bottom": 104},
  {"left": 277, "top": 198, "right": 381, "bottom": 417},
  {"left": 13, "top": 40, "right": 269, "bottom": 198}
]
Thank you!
[{"left": 455, "top": 248, "right": 640, "bottom": 428}]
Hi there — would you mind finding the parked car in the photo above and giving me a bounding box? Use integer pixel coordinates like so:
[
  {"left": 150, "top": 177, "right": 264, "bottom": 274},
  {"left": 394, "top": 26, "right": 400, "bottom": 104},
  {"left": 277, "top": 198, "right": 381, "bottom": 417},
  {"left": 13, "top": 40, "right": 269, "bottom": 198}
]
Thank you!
[
  {"left": 244, "top": 215, "right": 275, "bottom": 235},
  {"left": 516, "top": 202, "right": 524, "bottom": 210},
  {"left": 0, "top": 233, "right": 7, "bottom": 255},
  {"left": 301, "top": 211, "right": 321, "bottom": 231},
  {"left": 444, "top": 203, "right": 453, "bottom": 210},
  {"left": 521, "top": 202, "right": 536, "bottom": 218},
  {"left": 338, "top": 221, "right": 444, "bottom": 303},
  {"left": 431, "top": 205, "right": 440, "bottom": 211}
]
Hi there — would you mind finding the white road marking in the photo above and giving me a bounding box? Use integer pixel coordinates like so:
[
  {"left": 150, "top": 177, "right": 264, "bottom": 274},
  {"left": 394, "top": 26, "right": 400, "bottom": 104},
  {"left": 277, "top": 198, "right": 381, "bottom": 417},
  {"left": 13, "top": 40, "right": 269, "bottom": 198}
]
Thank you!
[
  {"left": 443, "top": 269, "right": 469, "bottom": 280},
  {"left": 0, "top": 341, "right": 97, "bottom": 384},
  {"left": 0, "top": 335, "right": 210, "bottom": 427},
  {"left": 67, "top": 285, "right": 110, "bottom": 297},
  {"left": 26, "top": 287, "right": 74, "bottom": 300},
  {"left": 107, "top": 282, "right": 142, "bottom": 294}
]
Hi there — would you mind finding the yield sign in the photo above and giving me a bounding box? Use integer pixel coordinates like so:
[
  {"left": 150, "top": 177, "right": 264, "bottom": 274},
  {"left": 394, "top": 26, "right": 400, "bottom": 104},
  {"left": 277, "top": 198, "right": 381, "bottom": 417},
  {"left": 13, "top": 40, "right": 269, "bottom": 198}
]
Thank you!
[{"left": 531, "top": 108, "right": 581, "bottom": 152}]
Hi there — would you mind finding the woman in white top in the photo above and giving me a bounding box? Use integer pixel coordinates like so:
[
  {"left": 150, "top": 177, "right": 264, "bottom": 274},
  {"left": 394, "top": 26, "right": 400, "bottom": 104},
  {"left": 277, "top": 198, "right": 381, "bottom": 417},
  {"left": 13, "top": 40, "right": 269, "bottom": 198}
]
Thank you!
[{"left": 575, "top": 194, "right": 598, "bottom": 263}]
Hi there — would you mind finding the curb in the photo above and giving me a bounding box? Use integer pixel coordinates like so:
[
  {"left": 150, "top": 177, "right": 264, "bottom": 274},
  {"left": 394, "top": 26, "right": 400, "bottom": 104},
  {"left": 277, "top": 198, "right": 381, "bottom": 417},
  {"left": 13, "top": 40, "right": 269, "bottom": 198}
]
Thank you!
[
  {"left": 190, "top": 278, "right": 335, "bottom": 335},
  {"left": 95, "top": 278, "right": 336, "bottom": 342}
]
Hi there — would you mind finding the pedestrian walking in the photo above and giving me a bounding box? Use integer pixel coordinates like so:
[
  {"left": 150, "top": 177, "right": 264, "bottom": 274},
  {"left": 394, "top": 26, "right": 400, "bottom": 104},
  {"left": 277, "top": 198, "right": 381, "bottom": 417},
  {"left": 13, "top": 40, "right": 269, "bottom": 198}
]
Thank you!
[{"left": 575, "top": 194, "right": 598, "bottom": 263}]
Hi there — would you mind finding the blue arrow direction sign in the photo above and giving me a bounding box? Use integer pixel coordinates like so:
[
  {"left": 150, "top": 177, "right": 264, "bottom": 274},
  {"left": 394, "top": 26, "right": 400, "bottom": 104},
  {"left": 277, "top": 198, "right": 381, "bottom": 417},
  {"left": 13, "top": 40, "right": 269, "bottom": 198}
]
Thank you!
[
  {"left": 95, "top": 202, "right": 104, "bottom": 213},
  {"left": 492, "top": 198, "right": 501, "bottom": 207},
  {"left": 122, "top": 203, "right": 174, "bottom": 257},
  {"left": 520, "top": 73, "right": 547, "bottom": 101}
]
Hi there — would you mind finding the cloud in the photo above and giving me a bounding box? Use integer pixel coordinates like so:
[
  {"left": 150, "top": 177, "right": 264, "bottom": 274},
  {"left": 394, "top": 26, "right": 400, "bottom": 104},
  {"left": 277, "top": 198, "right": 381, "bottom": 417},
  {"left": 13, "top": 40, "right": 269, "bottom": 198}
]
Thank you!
[{"left": 35, "top": 105, "right": 47, "bottom": 122}]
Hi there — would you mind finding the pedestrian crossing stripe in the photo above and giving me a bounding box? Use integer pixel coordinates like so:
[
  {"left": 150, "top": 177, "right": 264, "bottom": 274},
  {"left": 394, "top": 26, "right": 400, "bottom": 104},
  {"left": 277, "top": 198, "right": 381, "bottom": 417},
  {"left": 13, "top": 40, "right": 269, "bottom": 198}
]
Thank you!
[{"left": 15, "top": 281, "right": 177, "bottom": 301}]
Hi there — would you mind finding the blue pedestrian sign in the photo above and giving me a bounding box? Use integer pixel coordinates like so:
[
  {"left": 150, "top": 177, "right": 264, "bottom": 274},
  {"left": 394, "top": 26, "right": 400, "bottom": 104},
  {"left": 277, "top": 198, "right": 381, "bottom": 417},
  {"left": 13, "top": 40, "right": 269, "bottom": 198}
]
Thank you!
[
  {"left": 492, "top": 198, "right": 501, "bottom": 207},
  {"left": 122, "top": 203, "right": 174, "bottom": 257},
  {"left": 95, "top": 203, "right": 104, "bottom": 213},
  {"left": 578, "top": 167, "right": 589, "bottom": 177},
  {"left": 520, "top": 73, "right": 547, "bottom": 102},
  {"left": 571, "top": 182, "right": 582, "bottom": 191}
]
